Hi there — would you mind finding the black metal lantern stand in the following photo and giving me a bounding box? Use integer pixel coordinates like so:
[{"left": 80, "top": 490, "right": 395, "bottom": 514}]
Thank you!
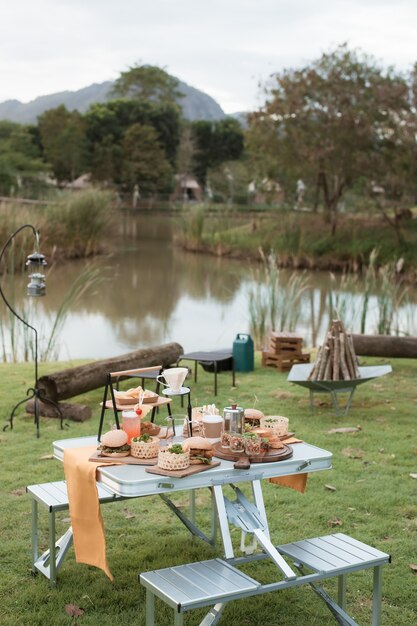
[{"left": 0, "top": 224, "right": 63, "bottom": 437}]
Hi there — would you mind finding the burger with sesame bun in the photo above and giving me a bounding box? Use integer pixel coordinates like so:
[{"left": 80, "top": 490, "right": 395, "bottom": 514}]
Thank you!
[
  {"left": 182, "top": 437, "right": 214, "bottom": 464},
  {"left": 99, "top": 429, "right": 131, "bottom": 457}
]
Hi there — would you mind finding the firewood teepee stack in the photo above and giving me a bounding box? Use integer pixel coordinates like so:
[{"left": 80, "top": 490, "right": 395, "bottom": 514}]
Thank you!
[{"left": 308, "top": 320, "right": 360, "bottom": 381}]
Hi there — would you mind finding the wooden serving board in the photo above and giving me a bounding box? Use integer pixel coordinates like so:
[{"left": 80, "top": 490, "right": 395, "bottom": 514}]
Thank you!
[
  {"left": 212, "top": 442, "right": 293, "bottom": 463},
  {"left": 145, "top": 461, "right": 220, "bottom": 479},
  {"left": 103, "top": 398, "right": 167, "bottom": 411},
  {"left": 250, "top": 430, "right": 295, "bottom": 440},
  {"left": 89, "top": 450, "right": 158, "bottom": 465}
]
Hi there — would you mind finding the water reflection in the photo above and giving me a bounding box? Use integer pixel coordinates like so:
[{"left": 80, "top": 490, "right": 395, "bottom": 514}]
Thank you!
[{"left": 1, "top": 213, "right": 416, "bottom": 361}]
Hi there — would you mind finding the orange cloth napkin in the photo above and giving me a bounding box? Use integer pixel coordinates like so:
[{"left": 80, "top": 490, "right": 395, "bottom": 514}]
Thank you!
[
  {"left": 64, "top": 445, "right": 119, "bottom": 581},
  {"left": 268, "top": 437, "right": 308, "bottom": 493}
]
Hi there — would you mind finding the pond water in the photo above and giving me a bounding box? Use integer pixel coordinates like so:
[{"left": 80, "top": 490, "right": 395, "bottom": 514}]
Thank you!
[{"left": 2, "top": 213, "right": 416, "bottom": 361}]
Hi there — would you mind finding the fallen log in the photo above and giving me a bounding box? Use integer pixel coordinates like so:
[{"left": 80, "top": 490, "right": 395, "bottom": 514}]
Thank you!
[
  {"left": 26, "top": 400, "right": 91, "bottom": 422},
  {"left": 352, "top": 334, "right": 417, "bottom": 358},
  {"left": 38, "top": 342, "right": 183, "bottom": 402}
]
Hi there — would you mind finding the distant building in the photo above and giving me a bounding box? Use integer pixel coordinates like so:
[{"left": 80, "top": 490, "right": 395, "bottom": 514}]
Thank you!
[
  {"left": 65, "top": 173, "right": 93, "bottom": 191},
  {"left": 171, "top": 174, "right": 202, "bottom": 202}
]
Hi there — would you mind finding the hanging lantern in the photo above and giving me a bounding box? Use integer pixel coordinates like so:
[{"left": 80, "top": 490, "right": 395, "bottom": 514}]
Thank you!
[{"left": 26, "top": 251, "right": 47, "bottom": 297}]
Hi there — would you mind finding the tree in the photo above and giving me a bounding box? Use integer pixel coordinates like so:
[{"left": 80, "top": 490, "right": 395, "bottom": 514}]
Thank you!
[
  {"left": 85, "top": 99, "right": 181, "bottom": 184},
  {"left": 211, "top": 118, "right": 245, "bottom": 164},
  {"left": 191, "top": 118, "right": 245, "bottom": 183},
  {"left": 176, "top": 125, "right": 197, "bottom": 178},
  {"left": 111, "top": 63, "right": 182, "bottom": 105},
  {"left": 247, "top": 44, "right": 413, "bottom": 234},
  {"left": 0, "top": 121, "right": 45, "bottom": 196},
  {"left": 367, "top": 63, "right": 417, "bottom": 244},
  {"left": 121, "top": 123, "right": 173, "bottom": 195},
  {"left": 38, "top": 106, "right": 88, "bottom": 183},
  {"left": 207, "top": 160, "right": 251, "bottom": 204}
]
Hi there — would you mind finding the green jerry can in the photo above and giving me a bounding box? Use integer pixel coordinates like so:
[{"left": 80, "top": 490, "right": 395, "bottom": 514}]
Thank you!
[{"left": 233, "top": 333, "right": 254, "bottom": 372}]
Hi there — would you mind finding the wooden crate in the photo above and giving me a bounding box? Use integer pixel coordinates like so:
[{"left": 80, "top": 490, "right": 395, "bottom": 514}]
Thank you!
[
  {"left": 262, "top": 350, "right": 310, "bottom": 371},
  {"left": 269, "top": 333, "right": 303, "bottom": 354}
]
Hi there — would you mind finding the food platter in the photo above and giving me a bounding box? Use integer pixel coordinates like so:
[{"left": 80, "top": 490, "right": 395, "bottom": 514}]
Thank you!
[
  {"left": 212, "top": 442, "right": 293, "bottom": 464},
  {"left": 112, "top": 390, "right": 159, "bottom": 406},
  {"left": 89, "top": 450, "right": 158, "bottom": 465},
  {"left": 145, "top": 461, "right": 221, "bottom": 478}
]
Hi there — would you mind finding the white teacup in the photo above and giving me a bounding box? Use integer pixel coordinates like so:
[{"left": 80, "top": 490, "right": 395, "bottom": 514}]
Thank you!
[{"left": 157, "top": 367, "right": 188, "bottom": 392}]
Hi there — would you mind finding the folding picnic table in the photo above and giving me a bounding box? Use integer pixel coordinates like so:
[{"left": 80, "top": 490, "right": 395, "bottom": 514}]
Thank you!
[
  {"left": 51, "top": 437, "right": 389, "bottom": 624},
  {"left": 53, "top": 436, "right": 331, "bottom": 576}
]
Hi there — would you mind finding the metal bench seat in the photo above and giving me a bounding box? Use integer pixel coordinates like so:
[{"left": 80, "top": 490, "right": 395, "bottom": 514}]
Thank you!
[
  {"left": 140, "top": 533, "right": 390, "bottom": 626},
  {"left": 27, "top": 480, "right": 126, "bottom": 585},
  {"left": 278, "top": 533, "right": 389, "bottom": 575}
]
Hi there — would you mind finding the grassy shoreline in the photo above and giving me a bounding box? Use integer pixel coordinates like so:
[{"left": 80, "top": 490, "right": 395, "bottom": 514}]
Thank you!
[
  {"left": 1, "top": 356, "right": 416, "bottom": 625},
  {"left": 176, "top": 210, "right": 417, "bottom": 284}
]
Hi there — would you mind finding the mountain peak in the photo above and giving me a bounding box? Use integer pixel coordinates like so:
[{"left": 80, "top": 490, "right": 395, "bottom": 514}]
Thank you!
[{"left": 0, "top": 79, "right": 226, "bottom": 124}]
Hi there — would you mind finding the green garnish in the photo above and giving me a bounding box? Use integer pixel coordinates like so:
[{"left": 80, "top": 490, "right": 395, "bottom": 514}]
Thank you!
[
  {"left": 139, "top": 433, "right": 152, "bottom": 442},
  {"left": 168, "top": 443, "right": 184, "bottom": 454}
]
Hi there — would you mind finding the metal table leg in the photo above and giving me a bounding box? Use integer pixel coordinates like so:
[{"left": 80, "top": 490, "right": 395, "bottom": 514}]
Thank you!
[
  {"left": 251, "top": 479, "right": 270, "bottom": 540},
  {"left": 338, "top": 573, "right": 347, "bottom": 611},
  {"left": 189, "top": 490, "right": 196, "bottom": 525},
  {"left": 174, "top": 611, "right": 184, "bottom": 626},
  {"left": 210, "top": 488, "right": 218, "bottom": 544},
  {"left": 31, "top": 499, "right": 38, "bottom": 574},
  {"left": 145, "top": 589, "right": 155, "bottom": 626},
  {"left": 372, "top": 566, "right": 383, "bottom": 626},
  {"left": 309, "top": 389, "right": 315, "bottom": 414},
  {"left": 213, "top": 485, "right": 234, "bottom": 559},
  {"left": 214, "top": 360, "right": 218, "bottom": 396}
]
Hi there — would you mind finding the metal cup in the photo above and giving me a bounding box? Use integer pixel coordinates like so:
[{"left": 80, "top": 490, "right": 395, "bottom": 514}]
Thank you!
[{"left": 223, "top": 405, "right": 244, "bottom": 434}]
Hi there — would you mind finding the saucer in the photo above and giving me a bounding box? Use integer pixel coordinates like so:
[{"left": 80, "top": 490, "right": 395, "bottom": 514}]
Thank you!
[{"left": 162, "top": 386, "right": 190, "bottom": 396}]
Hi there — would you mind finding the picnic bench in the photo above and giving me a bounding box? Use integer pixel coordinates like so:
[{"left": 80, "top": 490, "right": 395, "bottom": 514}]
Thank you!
[
  {"left": 27, "top": 480, "right": 127, "bottom": 585},
  {"left": 140, "top": 533, "right": 390, "bottom": 626}
]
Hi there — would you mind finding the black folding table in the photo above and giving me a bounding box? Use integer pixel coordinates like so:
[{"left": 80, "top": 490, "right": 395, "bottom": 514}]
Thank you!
[{"left": 177, "top": 350, "right": 235, "bottom": 396}]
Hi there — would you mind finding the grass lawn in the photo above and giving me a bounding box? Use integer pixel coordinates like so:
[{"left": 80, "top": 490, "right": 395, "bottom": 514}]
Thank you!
[{"left": 0, "top": 355, "right": 416, "bottom": 625}]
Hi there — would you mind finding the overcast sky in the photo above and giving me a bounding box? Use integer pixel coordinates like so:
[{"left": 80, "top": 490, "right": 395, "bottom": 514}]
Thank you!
[{"left": 1, "top": 0, "right": 416, "bottom": 113}]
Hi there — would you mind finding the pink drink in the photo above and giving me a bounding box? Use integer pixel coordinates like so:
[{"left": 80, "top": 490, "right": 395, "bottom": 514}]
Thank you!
[{"left": 121, "top": 411, "right": 140, "bottom": 443}]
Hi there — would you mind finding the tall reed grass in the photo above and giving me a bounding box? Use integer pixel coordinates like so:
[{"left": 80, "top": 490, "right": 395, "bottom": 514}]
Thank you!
[
  {"left": 178, "top": 205, "right": 206, "bottom": 245},
  {"left": 360, "top": 247, "right": 378, "bottom": 333},
  {"left": 40, "top": 263, "right": 104, "bottom": 360},
  {"left": 45, "top": 189, "right": 113, "bottom": 258},
  {"left": 327, "top": 249, "right": 410, "bottom": 337},
  {"left": 248, "top": 251, "right": 309, "bottom": 348},
  {"left": 249, "top": 248, "right": 413, "bottom": 348},
  {"left": 0, "top": 263, "right": 103, "bottom": 363},
  {"left": 0, "top": 190, "right": 111, "bottom": 362},
  {"left": 375, "top": 263, "right": 408, "bottom": 336},
  {"left": 1, "top": 190, "right": 114, "bottom": 265}
]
